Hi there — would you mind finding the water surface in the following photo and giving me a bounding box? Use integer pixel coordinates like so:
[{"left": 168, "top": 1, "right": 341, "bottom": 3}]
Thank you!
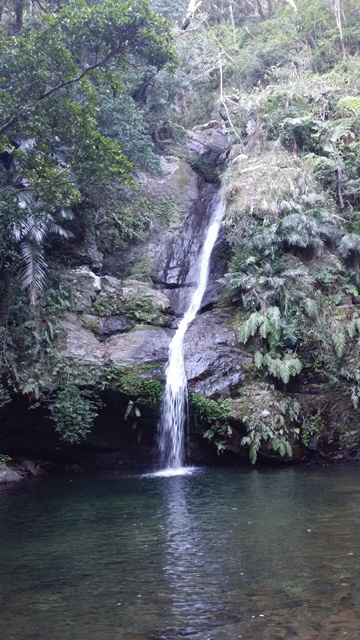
[{"left": 0, "top": 466, "right": 359, "bottom": 640}]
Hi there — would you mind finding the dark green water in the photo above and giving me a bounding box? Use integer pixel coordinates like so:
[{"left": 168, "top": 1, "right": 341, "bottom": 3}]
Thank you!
[{"left": 1, "top": 466, "right": 360, "bottom": 640}]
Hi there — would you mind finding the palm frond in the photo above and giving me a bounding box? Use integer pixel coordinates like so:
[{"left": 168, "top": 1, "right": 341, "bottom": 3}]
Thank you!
[
  {"left": 47, "top": 221, "right": 73, "bottom": 239},
  {"left": 338, "top": 233, "right": 360, "bottom": 257},
  {"left": 329, "top": 117, "right": 356, "bottom": 142},
  {"left": 19, "top": 242, "right": 47, "bottom": 305}
]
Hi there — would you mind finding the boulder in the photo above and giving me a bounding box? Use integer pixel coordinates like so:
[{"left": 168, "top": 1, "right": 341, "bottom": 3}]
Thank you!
[
  {"left": 65, "top": 268, "right": 171, "bottom": 322},
  {"left": 0, "top": 466, "right": 23, "bottom": 483},
  {"left": 121, "top": 279, "right": 171, "bottom": 311},
  {"left": 65, "top": 266, "right": 101, "bottom": 313},
  {"left": 106, "top": 326, "right": 170, "bottom": 368},
  {"left": 187, "top": 126, "right": 231, "bottom": 156},
  {"left": 100, "top": 316, "right": 134, "bottom": 336},
  {"left": 61, "top": 314, "right": 170, "bottom": 368},
  {"left": 61, "top": 314, "right": 105, "bottom": 365},
  {"left": 183, "top": 310, "right": 246, "bottom": 397}
]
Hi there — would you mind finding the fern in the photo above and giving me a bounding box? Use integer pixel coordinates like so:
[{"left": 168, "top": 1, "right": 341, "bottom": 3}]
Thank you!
[
  {"left": 266, "top": 306, "right": 281, "bottom": 344},
  {"left": 254, "top": 351, "right": 263, "bottom": 368},
  {"left": 12, "top": 209, "right": 73, "bottom": 305},
  {"left": 238, "top": 311, "right": 262, "bottom": 344},
  {"left": 338, "top": 233, "right": 360, "bottom": 258},
  {"left": 263, "top": 353, "right": 302, "bottom": 384},
  {"left": 338, "top": 96, "right": 360, "bottom": 116},
  {"left": 347, "top": 314, "right": 360, "bottom": 338},
  {"left": 331, "top": 322, "right": 346, "bottom": 358},
  {"left": 249, "top": 439, "right": 260, "bottom": 465},
  {"left": 260, "top": 316, "right": 270, "bottom": 339},
  {"left": 330, "top": 117, "right": 356, "bottom": 143},
  {"left": 19, "top": 243, "right": 47, "bottom": 306},
  {"left": 303, "top": 297, "right": 318, "bottom": 319}
]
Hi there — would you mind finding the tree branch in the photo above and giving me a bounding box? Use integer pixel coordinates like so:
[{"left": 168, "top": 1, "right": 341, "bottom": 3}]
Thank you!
[
  {"left": 181, "top": 0, "right": 203, "bottom": 30},
  {"left": 218, "top": 51, "right": 241, "bottom": 142},
  {"left": 39, "top": 49, "right": 123, "bottom": 101}
]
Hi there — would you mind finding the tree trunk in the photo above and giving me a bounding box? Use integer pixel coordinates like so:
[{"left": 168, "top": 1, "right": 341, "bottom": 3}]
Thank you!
[
  {"left": 181, "top": 0, "right": 203, "bottom": 30},
  {"left": 14, "top": 0, "right": 24, "bottom": 30},
  {"left": 0, "top": 0, "right": 8, "bottom": 21}
]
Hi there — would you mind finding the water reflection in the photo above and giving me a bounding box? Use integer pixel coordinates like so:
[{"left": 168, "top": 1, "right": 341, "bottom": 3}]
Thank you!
[
  {"left": 158, "top": 474, "right": 235, "bottom": 637},
  {"left": 0, "top": 467, "right": 360, "bottom": 640}
]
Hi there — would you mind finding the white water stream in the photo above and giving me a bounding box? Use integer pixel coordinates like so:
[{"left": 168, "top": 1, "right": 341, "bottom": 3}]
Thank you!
[{"left": 156, "top": 194, "right": 226, "bottom": 472}]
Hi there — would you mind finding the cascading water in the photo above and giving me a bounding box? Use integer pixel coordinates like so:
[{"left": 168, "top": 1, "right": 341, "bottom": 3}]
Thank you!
[{"left": 156, "top": 193, "right": 226, "bottom": 473}]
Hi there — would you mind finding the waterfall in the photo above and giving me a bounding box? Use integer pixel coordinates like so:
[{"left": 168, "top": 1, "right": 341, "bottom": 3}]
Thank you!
[{"left": 156, "top": 193, "right": 226, "bottom": 472}]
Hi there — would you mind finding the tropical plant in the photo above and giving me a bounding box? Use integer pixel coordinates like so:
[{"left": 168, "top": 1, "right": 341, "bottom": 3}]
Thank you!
[
  {"left": 190, "top": 393, "right": 233, "bottom": 453},
  {"left": 48, "top": 384, "right": 102, "bottom": 444},
  {"left": 238, "top": 385, "right": 301, "bottom": 463},
  {"left": 338, "top": 234, "right": 360, "bottom": 284},
  {"left": 0, "top": 0, "right": 175, "bottom": 304}
]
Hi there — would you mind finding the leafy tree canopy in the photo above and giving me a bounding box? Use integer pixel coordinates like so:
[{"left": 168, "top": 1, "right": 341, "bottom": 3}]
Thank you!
[
  {"left": 0, "top": 0, "right": 175, "bottom": 192},
  {"left": 0, "top": 0, "right": 175, "bottom": 301}
]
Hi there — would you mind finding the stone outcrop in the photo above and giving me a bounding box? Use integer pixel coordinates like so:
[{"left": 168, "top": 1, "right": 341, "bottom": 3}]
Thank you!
[
  {"left": 0, "top": 466, "right": 23, "bottom": 483},
  {"left": 101, "top": 155, "right": 226, "bottom": 315},
  {"left": 187, "top": 123, "right": 231, "bottom": 156},
  {"left": 66, "top": 267, "right": 171, "bottom": 316},
  {"left": 184, "top": 310, "right": 246, "bottom": 397},
  {"left": 59, "top": 147, "right": 239, "bottom": 400},
  {"left": 61, "top": 304, "right": 244, "bottom": 399}
]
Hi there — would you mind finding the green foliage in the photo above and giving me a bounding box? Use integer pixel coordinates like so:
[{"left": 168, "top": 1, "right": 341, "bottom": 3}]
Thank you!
[
  {"left": 99, "top": 363, "right": 163, "bottom": 405},
  {"left": 238, "top": 307, "right": 281, "bottom": 348},
  {"left": 149, "top": 0, "right": 187, "bottom": 21},
  {"left": 261, "top": 352, "right": 303, "bottom": 384},
  {"left": 300, "top": 409, "right": 323, "bottom": 446},
  {"left": 340, "top": 365, "right": 360, "bottom": 411},
  {"left": 239, "top": 386, "right": 300, "bottom": 463},
  {"left": 91, "top": 294, "right": 168, "bottom": 326},
  {"left": 0, "top": 385, "right": 11, "bottom": 408},
  {"left": 98, "top": 92, "right": 160, "bottom": 173},
  {"left": 0, "top": 454, "right": 11, "bottom": 466},
  {"left": 95, "top": 191, "right": 180, "bottom": 251},
  {"left": 48, "top": 384, "right": 101, "bottom": 444},
  {"left": 190, "top": 392, "right": 233, "bottom": 453},
  {"left": 0, "top": 0, "right": 175, "bottom": 303},
  {"left": 236, "top": 305, "right": 302, "bottom": 384},
  {"left": 124, "top": 399, "right": 143, "bottom": 443}
]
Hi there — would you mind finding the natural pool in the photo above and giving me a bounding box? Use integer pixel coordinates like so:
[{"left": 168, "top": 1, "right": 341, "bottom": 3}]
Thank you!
[{"left": 0, "top": 466, "right": 359, "bottom": 640}]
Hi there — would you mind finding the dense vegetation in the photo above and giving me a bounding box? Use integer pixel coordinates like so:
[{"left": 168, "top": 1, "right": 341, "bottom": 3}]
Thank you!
[
  {"left": 162, "top": 0, "right": 360, "bottom": 461},
  {"left": 0, "top": 0, "right": 176, "bottom": 442},
  {"left": 1, "top": 0, "right": 360, "bottom": 463}
]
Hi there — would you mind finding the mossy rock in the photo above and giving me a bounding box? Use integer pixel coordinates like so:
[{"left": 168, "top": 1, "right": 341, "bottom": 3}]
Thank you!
[
  {"left": 91, "top": 294, "right": 170, "bottom": 327},
  {"left": 81, "top": 315, "right": 102, "bottom": 334}
]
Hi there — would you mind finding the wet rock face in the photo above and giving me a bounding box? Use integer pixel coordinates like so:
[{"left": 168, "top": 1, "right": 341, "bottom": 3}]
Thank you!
[
  {"left": 101, "top": 155, "right": 227, "bottom": 316},
  {"left": 184, "top": 311, "right": 245, "bottom": 397},
  {"left": 101, "top": 155, "right": 201, "bottom": 288},
  {"left": 60, "top": 149, "right": 240, "bottom": 398},
  {"left": 155, "top": 181, "right": 221, "bottom": 315},
  {"left": 61, "top": 308, "right": 244, "bottom": 399}
]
